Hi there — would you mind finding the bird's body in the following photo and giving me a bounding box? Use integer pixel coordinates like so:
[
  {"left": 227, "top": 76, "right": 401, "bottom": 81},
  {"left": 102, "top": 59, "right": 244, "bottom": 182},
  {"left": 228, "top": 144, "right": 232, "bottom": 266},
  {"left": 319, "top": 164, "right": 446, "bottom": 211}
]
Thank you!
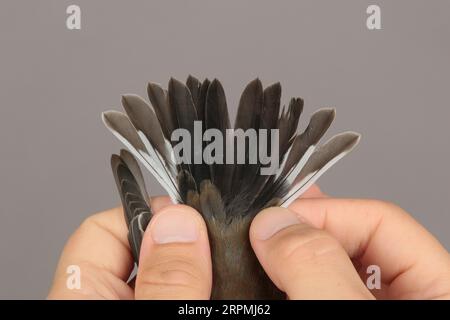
[{"left": 103, "top": 76, "right": 360, "bottom": 299}]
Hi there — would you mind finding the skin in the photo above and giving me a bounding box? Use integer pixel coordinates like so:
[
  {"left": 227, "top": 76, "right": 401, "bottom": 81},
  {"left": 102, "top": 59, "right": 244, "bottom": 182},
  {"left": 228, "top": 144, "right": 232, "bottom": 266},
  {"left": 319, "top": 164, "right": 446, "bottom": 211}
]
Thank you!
[{"left": 48, "top": 185, "right": 450, "bottom": 299}]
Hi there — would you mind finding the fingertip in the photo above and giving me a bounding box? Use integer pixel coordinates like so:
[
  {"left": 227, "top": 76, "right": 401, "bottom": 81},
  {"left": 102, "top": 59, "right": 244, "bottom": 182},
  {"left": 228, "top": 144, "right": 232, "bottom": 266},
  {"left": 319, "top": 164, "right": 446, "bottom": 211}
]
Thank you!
[
  {"left": 135, "top": 204, "right": 212, "bottom": 299},
  {"left": 250, "top": 205, "right": 373, "bottom": 299},
  {"left": 140, "top": 204, "right": 208, "bottom": 255},
  {"left": 250, "top": 207, "right": 301, "bottom": 242},
  {"left": 150, "top": 196, "right": 175, "bottom": 213}
]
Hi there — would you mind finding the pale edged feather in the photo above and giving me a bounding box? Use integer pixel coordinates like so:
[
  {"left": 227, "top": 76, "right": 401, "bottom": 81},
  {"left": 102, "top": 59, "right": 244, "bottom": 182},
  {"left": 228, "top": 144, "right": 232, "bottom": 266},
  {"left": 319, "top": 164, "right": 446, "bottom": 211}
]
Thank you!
[
  {"left": 281, "top": 108, "right": 336, "bottom": 176},
  {"left": 278, "top": 98, "right": 304, "bottom": 156},
  {"left": 111, "top": 154, "right": 148, "bottom": 224},
  {"left": 121, "top": 94, "right": 168, "bottom": 160},
  {"left": 122, "top": 95, "right": 177, "bottom": 174},
  {"left": 128, "top": 212, "right": 151, "bottom": 263},
  {"left": 119, "top": 149, "right": 149, "bottom": 202},
  {"left": 280, "top": 132, "right": 361, "bottom": 207},
  {"left": 119, "top": 149, "right": 150, "bottom": 199},
  {"left": 111, "top": 153, "right": 152, "bottom": 262},
  {"left": 102, "top": 111, "right": 180, "bottom": 202},
  {"left": 121, "top": 93, "right": 178, "bottom": 185},
  {"left": 253, "top": 108, "right": 335, "bottom": 208}
]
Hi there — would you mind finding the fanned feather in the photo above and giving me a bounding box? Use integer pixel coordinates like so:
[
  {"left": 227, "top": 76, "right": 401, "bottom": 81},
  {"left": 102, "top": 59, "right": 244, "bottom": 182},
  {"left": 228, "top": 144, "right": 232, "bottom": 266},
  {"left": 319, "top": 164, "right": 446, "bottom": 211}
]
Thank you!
[
  {"left": 102, "top": 111, "right": 180, "bottom": 201},
  {"left": 103, "top": 76, "right": 361, "bottom": 299},
  {"left": 281, "top": 132, "right": 361, "bottom": 207}
]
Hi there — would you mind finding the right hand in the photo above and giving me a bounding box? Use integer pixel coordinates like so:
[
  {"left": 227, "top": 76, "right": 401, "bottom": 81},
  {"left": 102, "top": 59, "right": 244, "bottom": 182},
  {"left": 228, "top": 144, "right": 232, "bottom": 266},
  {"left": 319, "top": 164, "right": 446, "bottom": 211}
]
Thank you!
[{"left": 250, "top": 191, "right": 450, "bottom": 299}]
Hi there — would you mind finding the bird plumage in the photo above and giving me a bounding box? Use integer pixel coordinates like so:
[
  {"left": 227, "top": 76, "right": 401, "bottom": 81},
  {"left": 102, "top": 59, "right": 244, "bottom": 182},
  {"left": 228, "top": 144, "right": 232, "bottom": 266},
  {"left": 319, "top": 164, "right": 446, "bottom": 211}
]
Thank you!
[{"left": 103, "top": 76, "right": 360, "bottom": 299}]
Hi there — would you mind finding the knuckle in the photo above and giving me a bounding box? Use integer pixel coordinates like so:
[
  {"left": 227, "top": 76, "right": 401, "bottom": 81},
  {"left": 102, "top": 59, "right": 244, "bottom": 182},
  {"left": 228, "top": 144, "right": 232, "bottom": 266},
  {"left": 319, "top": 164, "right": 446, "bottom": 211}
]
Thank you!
[
  {"left": 78, "top": 215, "right": 96, "bottom": 231},
  {"left": 78, "top": 213, "right": 104, "bottom": 232},
  {"left": 367, "top": 199, "right": 402, "bottom": 214},
  {"left": 77, "top": 211, "right": 115, "bottom": 236},
  {"left": 136, "top": 256, "right": 203, "bottom": 295},
  {"left": 363, "top": 199, "right": 410, "bottom": 222}
]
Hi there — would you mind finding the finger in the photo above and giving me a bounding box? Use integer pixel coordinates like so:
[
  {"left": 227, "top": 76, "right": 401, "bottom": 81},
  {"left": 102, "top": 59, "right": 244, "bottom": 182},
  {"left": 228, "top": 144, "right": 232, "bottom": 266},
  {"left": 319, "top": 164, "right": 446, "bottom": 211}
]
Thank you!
[
  {"left": 250, "top": 207, "right": 374, "bottom": 299},
  {"left": 300, "top": 184, "right": 327, "bottom": 198},
  {"left": 48, "top": 196, "right": 173, "bottom": 299},
  {"left": 288, "top": 198, "right": 450, "bottom": 299},
  {"left": 135, "top": 204, "right": 212, "bottom": 299},
  {"left": 48, "top": 207, "right": 134, "bottom": 299},
  {"left": 151, "top": 196, "right": 174, "bottom": 213}
]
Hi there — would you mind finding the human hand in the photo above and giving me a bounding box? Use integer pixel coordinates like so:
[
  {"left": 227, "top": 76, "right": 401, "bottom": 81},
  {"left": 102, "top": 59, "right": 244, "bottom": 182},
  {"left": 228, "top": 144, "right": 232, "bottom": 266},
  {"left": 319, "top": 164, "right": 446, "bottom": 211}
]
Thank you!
[
  {"left": 47, "top": 186, "right": 321, "bottom": 299},
  {"left": 250, "top": 191, "right": 450, "bottom": 299},
  {"left": 48, "top": 186, "right": 450, "bottom": 299},
  {"left": 48, "top": 197, "right": 212, "bottom": 299}
]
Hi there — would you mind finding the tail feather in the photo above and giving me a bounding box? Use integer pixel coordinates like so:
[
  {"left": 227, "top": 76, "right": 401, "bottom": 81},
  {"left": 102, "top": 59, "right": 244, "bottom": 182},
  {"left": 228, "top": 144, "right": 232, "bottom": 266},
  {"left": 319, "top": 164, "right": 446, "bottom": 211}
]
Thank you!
[
  {"left": 281, "top": 132, "right": 361, "bottom": 207},
  {"left": 147, "top": 82, "right": 174, "bottom": 140},
  {"left": 105, "top": 77, "right": 360, "bottom": 224},
  {"left": 186, "top": 75, "right": 202, "bottom": 111},
  {"left": 205, "top": 79, "right": 231, "bottom": 194},
  {"left": 111, "top": 152, "right": 152, "bottom": 262},
  {"left": 103, "top": 76, "right": 361, "bottom": 298}
]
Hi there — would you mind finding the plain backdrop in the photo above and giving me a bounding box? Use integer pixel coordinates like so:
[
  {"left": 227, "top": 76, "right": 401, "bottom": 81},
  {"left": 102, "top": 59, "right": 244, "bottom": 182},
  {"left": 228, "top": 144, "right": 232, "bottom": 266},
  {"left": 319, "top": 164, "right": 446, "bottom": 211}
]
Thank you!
[{"left": 0, "top": 0, "right": 449, "bottom": 299}]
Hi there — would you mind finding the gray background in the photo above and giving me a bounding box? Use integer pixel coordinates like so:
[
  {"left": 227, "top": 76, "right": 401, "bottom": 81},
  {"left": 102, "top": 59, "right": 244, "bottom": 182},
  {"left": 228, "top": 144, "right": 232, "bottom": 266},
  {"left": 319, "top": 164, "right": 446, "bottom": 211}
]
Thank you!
[{"left": 0, "top": 0, "right": 449, "bottom": 299}]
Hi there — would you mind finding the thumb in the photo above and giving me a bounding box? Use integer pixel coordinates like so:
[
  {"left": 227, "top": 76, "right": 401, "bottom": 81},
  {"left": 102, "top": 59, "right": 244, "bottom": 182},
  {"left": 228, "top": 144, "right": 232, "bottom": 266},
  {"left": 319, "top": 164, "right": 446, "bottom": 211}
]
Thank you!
[
  {"left": 250, "top": 207, "right": 374, "bottom": 299},
  {"left": 135, "top": 205, "right": 212, "bottom": 299}
]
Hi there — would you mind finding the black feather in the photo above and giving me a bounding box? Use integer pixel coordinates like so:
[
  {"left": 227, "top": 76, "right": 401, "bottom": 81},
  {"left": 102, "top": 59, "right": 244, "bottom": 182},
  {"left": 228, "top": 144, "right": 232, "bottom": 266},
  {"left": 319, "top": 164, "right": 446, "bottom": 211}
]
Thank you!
[
  {"left": 281, "top": 108, "right": 336, "bottom": 177},
  {"left": 168, "top": 78, "right": 199, "bottom": 179},
  {"left": 235, "top": 82, "right": 282, "bottom": 212},
  {"left": 147, "top": 82, "right": 174, "bottom": 140},
  {"left": 261, "top": 82, "right": 281, "bottom": 131},
  {"left": 196, "top": 78, "right": 211, "bottom": 122},
  {"left": 205, "top": 79, "right": 231, "bottom": 194},
  {"left": 234, "top": 78, "right": 264, "bottom": 130},
  {"left": 186, "top": 75, "right": 201, "bottom": 110},
  {"left": 229, "top": 79, "right": 264, "bottom": 200},
  {"left": 278, "top": 98, "right": 304, "bottom": 156}
]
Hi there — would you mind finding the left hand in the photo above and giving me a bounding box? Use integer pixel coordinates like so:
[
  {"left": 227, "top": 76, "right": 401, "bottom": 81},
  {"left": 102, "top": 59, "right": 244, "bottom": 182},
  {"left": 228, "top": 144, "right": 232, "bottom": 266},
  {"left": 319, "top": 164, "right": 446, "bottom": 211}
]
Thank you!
[{"left": 48, "top": 197, "right": 212, "bottom": 299}]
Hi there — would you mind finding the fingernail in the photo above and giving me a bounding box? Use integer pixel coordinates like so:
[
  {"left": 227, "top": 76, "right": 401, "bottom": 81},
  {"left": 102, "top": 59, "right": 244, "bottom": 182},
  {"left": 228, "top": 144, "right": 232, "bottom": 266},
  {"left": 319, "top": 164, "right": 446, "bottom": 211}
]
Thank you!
[
  {"left": 150, "top": 209, "right": 200, "bottom": 244},
  {"left": 253, "top": 209, "right": 301, "bottom": 240}
]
